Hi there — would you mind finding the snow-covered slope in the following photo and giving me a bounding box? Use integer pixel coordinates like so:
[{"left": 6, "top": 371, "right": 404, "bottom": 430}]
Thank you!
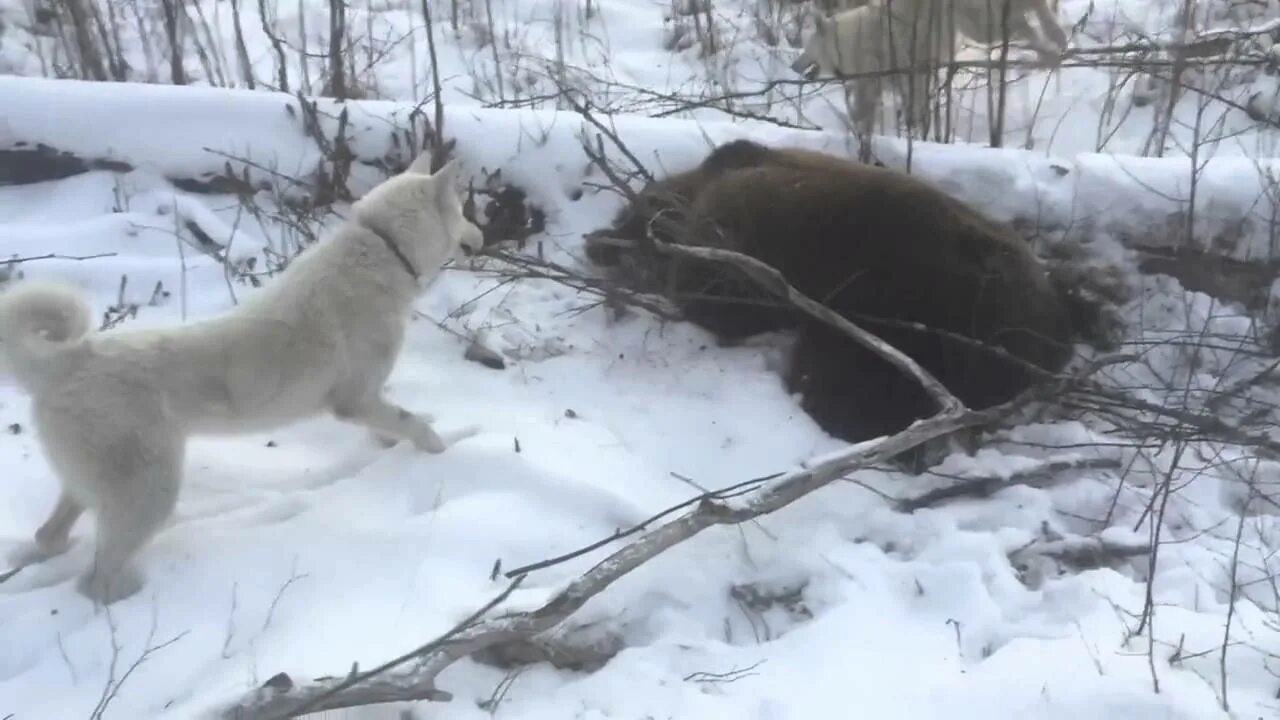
[
  {"left": 0, "top": 75, "right": 1275, "bottom": 719},
  {"left": 1, "top": 0, "right": 1280, "bottom": 717}
]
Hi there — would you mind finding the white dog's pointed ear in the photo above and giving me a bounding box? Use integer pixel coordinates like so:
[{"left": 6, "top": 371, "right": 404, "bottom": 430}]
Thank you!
[
  {"left": 432, "top": 157, "right": 460, "bottom": 185},
  {"left": 431, "top": 158, "right": 461, "bottom": 204},
  {"left": 407, "top": 150, "right": 435, "bottom": 175}
]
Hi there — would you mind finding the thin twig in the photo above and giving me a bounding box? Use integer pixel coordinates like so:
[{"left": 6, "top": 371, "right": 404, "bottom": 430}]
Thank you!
[{"left": 2, "top": 252, "right": 117, "bottom": 265}]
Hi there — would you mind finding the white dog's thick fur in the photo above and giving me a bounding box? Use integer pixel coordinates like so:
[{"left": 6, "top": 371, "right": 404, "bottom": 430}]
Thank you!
[
  {"left": 791, "top": 0, "right": 1068, "bottom": 136},
  {"left": 0, "top": 152, "right": 484, "bottom": 604}
]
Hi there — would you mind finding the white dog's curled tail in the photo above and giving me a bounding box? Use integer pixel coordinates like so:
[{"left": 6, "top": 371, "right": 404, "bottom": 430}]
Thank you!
[{"left": 0, "top": 279, "right": 93, "bottom": 367}]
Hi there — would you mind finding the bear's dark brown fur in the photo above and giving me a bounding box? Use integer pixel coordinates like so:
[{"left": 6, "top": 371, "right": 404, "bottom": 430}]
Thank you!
[{"left": 588, "top": 139, "right": 1078, "bottom": 444}]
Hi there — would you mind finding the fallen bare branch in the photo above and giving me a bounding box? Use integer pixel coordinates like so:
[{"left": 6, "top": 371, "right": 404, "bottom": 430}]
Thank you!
[
  {"left": 503, "top": 473, "right": 783, "bottom": 578},
  {"left": 1011, "top": 534, "right": 1151, "bottom": 569},
  {"left": 898, "top": 457, "right": 1123, "bottom": 512},
  {"left": 472, "top": 626, "right": 624, "bottom": 673},
  {"left": 220, "top": 397, "right": 1015, "bottom": 719},
  {"left": 221, "top": 576, "right": 525, "bottom": 719}
]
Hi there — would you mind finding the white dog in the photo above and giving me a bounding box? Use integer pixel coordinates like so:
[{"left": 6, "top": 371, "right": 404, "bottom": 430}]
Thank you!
[
  {"left": 791, "top": 0, "right": 1067, "bottom": 137},
  {"left": 0, "top": 151, "right": 484, "bottom": 604}
]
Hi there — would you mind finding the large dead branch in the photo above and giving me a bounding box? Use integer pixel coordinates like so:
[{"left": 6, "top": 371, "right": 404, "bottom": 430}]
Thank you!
[
  {"left": 220, "top": 577, "right": 526, "bottom": 719},
  {"left": 897, "top": 456, "right": 1123, "bottom": 512},
  {"left": 219, "top": 399, "right": 1009, "bottom": 719}
]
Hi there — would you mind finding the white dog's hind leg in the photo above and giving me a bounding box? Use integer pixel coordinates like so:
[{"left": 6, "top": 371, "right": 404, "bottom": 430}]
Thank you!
[
  {"left": 78, "top": 470, "right": 179, "bottom": 605},
  {"left": 72, "top": 426, "right": 183, "bottom": 605},
  {"left": 7, "top": 493, "right": 83, "bottom": 567}
]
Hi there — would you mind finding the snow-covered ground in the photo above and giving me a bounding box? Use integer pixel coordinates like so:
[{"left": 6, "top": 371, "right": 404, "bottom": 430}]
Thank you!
[{"left": 2, "top": 0, "right": 1280, "bottom": 718}]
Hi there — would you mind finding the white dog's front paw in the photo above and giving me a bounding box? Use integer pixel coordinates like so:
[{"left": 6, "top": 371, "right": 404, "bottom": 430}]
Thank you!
[
  {"left": 410, "top": 424, "right": 480, "bottom": 453},
  {"left": 412, "top": 427, "right": 448, "bottom": 454},
  {"left": 440, "top": 425, "right": 482, "bottom": 447}
]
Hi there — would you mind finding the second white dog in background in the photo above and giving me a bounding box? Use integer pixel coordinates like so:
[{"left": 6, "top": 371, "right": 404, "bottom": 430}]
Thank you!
[
  {"left": 791, "top": 0, "right": 1068, "bottom": 137},
  {"left": 0, "top": 151, "right": 483, "bottom": 605}
]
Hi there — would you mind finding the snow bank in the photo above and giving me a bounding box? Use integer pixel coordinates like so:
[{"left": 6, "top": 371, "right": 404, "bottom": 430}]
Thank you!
[{"left": 6, "top": 75, "right": 1280, "bottom": 266}]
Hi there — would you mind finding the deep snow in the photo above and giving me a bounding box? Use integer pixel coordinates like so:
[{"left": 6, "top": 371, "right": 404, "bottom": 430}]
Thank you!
[{"left": 1, "top": 0, "right": 1280, "bottom": 718}]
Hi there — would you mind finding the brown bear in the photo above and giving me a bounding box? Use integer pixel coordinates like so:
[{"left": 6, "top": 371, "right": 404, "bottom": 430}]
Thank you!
[{"left": 587, "top": 139, "right": 1079, "bottom": 446}]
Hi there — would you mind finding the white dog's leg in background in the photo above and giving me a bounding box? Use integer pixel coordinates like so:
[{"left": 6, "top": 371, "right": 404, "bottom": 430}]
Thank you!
[
  {"left": 850, "top": 78, "right": 880, "bottom": 145},
  {"left": 7, "top": 493, "right": 83, "bottom": 567},
  {"left": 1031, "top": 0, "right": 1068, "bottom": 52}
]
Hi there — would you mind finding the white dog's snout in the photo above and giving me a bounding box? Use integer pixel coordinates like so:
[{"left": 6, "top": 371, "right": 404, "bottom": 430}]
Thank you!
[{"left": 460, "top": 225, "right": 484, "bottom": 256}]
